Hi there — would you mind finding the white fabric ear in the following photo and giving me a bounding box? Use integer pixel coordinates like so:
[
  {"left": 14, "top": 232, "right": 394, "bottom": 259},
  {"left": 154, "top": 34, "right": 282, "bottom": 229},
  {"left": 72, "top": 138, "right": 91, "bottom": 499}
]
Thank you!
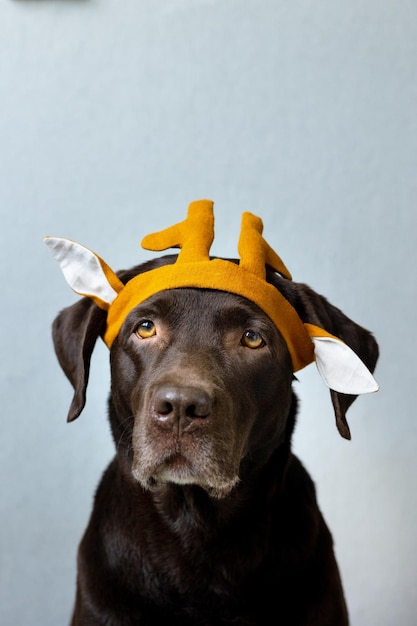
[
  {"left": 311, "top": 335, "right": 379, "bottom": 395},
  {"left": 44, "top": 236, "right": 120, "bottom": 306}
]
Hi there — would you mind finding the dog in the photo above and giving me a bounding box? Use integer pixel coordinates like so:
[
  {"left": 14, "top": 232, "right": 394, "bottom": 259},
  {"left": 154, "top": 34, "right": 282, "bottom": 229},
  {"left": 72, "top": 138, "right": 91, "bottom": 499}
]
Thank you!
[{"left": 47, "top": 203, "right": 378, "bottom": 625}]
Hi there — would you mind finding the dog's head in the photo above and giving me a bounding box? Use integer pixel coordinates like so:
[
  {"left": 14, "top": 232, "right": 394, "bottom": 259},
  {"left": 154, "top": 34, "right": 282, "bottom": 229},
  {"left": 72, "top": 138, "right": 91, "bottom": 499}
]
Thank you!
[
  {"left": 47, "top": 202, "right": 379, "bottom": 498},
  {"left": 110, "top": 280, "right": 295, "bottom": 497}
]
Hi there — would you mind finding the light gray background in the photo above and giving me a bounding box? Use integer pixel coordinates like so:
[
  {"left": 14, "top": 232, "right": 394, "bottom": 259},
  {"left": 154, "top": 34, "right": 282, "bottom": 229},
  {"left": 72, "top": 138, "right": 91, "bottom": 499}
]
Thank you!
[{"left": 1, "top": 1, "right": 416, "bottom": 624}]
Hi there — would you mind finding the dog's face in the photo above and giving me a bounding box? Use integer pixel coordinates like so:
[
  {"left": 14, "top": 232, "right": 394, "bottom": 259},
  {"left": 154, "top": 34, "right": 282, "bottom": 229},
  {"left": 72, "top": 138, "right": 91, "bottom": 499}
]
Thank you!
[{"left": 109, "top": 288, "right": 294, "bottom": 498}]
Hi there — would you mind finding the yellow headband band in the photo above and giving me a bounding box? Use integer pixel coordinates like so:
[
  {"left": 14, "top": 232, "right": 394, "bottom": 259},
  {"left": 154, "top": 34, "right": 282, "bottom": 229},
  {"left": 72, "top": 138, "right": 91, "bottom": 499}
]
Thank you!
[{"left": 105, "top": 255, "right": 314, "bottom": 371}]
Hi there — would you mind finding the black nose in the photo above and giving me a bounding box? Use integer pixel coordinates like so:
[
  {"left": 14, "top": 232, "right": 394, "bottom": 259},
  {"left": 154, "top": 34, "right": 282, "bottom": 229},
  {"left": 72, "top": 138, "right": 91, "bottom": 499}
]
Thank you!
[{"left": 152, "top": 385, "right": 212, "bottom": 431}]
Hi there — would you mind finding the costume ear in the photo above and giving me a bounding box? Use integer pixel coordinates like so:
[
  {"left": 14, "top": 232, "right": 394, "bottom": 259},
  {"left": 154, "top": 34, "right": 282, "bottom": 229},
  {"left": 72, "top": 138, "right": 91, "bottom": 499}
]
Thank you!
[
  {"left": 52, "top": 298, "right": 106, "bottom": 422},
  {"left": 44, "top": 237, "right": 124, "bottom": 309},
  {"left": 268, "top": 273, "right": 379, "bottom": 439},
  {"left": 305, "top": 323, "right": 378, "bottom": 396}
]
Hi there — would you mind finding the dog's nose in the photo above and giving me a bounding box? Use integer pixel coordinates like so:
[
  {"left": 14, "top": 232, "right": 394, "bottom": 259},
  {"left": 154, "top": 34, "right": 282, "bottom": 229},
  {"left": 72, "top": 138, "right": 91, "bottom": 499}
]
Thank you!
[{"left": 152, "top": 385, "right": 212, "bottom": 431}]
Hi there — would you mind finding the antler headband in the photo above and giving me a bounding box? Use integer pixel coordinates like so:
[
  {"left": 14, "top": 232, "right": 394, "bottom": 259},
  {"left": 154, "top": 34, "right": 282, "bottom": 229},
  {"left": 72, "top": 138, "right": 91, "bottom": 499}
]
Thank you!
[{"left": 45, "top": 199, "right": 378, "bottom": 395}]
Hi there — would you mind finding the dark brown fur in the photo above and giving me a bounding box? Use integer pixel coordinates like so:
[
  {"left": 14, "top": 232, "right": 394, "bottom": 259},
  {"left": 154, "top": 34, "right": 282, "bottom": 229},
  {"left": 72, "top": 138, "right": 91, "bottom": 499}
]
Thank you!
[{"left": 51, "top": 256, "right": 378, "bottom": 625}]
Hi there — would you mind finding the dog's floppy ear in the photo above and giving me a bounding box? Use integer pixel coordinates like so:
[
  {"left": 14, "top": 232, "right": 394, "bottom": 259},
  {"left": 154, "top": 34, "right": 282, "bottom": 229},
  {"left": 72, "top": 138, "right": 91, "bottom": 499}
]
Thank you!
[
  {"left": 269, "top": 273, "right": 379, "bottom": 439},
  {"left": 52, "top": 298, "right": 106, "bottom": 422},
  {"left": 298, "top": 282, "right": 379, "bottom": 439}
]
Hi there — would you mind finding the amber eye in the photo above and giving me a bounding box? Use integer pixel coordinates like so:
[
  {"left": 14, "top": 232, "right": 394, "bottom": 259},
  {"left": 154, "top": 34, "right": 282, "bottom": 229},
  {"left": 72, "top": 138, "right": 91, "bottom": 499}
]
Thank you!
[
  {"left": 241, "top": 330, "right": 264, "bottom": 349},
  {"left": 136, "top": 320, "right": 156, "bottom": 339}
]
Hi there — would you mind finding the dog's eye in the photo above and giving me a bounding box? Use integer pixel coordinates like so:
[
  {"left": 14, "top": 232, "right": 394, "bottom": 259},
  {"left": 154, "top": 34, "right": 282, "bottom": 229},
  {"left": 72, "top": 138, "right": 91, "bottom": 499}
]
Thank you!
[
  {"left": 241, "top": 330, "right": 264, "bottom": 349},
  {"left": 136, "top": 320, "right": 156, "bottom": 339}
]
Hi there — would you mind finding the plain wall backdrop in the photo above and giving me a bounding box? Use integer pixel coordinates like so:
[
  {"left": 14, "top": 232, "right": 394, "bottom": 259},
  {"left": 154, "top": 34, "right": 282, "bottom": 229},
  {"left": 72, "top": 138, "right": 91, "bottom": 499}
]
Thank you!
[{"left": 1, "top": 1, "right": 416, "bottom": 624}]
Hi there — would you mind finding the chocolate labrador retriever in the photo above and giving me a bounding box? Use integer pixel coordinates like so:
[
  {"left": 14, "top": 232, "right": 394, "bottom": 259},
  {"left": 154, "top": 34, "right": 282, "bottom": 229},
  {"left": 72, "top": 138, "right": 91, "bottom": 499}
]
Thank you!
[{"left": 51, "top": 251, "right": 378, "bottom": 626}]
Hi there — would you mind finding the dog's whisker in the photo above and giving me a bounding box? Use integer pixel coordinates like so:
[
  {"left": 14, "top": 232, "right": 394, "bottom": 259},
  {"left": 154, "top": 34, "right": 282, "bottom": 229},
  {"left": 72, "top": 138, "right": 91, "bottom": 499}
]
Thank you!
[{"left": 115, "top": 414, "right": 136, "bottom": 452}]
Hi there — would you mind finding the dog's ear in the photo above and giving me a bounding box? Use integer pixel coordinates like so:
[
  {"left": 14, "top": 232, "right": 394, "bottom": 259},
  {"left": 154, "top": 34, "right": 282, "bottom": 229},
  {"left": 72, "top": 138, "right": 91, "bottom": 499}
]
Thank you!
[
  {"left": 49, "top": 256, "right": 177, "bottom": 422},
  {"left": 52, "top": 298, "right": 107, "bottom": 422},
  {"left": 268, "top": 273, "right": 379, "bottom": 439},
  {"left": 297, "top": 282, "right": 379, "bottom": 439}
]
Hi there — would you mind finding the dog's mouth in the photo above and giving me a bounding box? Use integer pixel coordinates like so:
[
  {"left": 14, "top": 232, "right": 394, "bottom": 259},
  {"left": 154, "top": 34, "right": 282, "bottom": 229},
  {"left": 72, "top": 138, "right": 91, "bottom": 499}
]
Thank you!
[
  {"left": 153, "top": 452, "right": 196, "bottom": 483},
  {"left": 131, "top": 446, "right": 240, "bottom": 499}
]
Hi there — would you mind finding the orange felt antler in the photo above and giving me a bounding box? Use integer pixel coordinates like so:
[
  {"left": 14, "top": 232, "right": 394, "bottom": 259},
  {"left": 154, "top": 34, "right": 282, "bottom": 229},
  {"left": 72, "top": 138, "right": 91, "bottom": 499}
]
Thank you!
[
  {"left": 142, "top": 199, "right": 214, "bottom": 264},
  {"left": 238, "top": 212, "right": 292, "bottom": 280}
]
